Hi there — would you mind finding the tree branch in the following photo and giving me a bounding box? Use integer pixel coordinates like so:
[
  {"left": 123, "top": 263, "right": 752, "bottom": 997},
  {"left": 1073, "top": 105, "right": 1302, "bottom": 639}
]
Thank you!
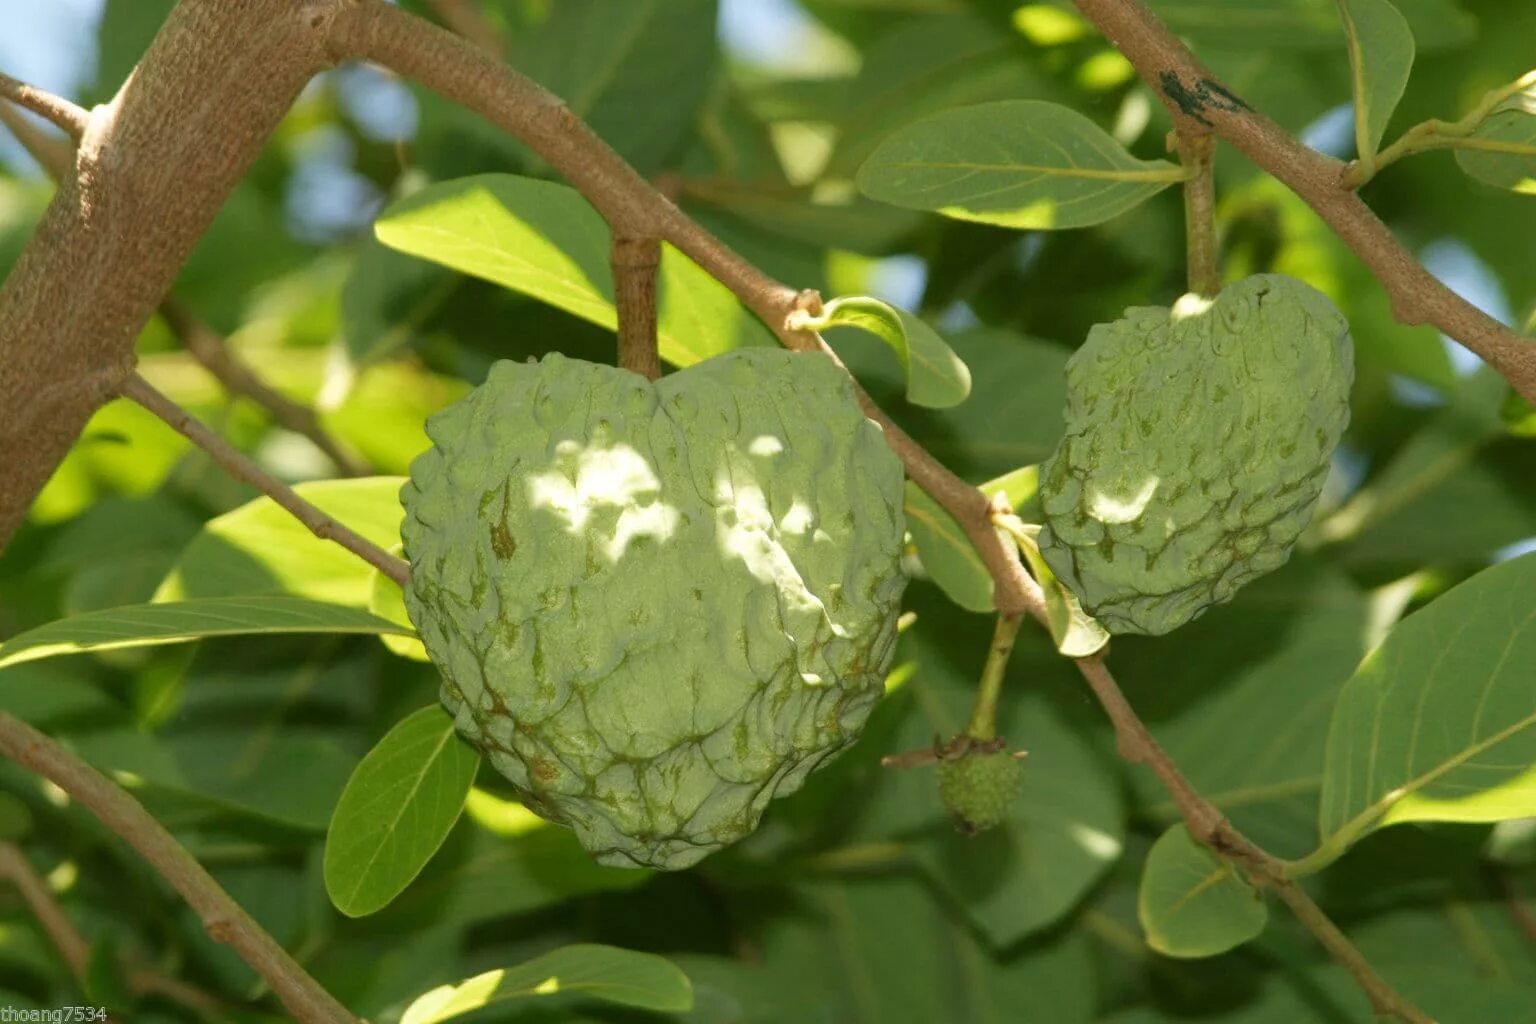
[
  {"left": 1073, "top": 650, "right": 1430, "bottom": 1022},
  {"left": 0, "top": 715, "right": 356, "bottom": 1024},
  {"left": 158, "top": 299, "right": 371, "bottom": 476},
  {"left": 611, "top": 236, "right": 661, "bottom": 381},
  {"left": 329, "top": 0, "right": 1042, "bottom": 616},
  {"left": 1070, "top": 0, "right": 1536, "bottom": 403},
  {"left": 121, "top": 373, "right": 409, "bottom": 587},
  {"left": 0, "top": 842, "right": 232, "bottom": 1017},
  {"left": 0, "top": 99, "right": 369, "bottom": 481},
  {"left": 0, "top": 73, "right": 89, "bottom": 140}
]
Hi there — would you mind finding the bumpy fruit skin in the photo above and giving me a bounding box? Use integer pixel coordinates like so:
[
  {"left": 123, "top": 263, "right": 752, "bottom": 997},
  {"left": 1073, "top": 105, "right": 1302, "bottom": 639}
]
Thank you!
[
  {"left": 401, "top": 349, "right": 907, "bottom": 869},
  {"left": 938, "top": 751, "right": 1024, "bottom": 832},
  {"left": 1038, "top": 274, "right": 1352, "bottom": 636}
]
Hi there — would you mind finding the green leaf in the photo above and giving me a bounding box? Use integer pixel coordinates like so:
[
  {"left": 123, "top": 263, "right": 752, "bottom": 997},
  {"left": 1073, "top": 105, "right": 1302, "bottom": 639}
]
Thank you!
[
  {"left": 1138, "top": 825, "right": 1268, "bottom": 958},
  {"left": 374, "top": 174, "right": 774, "bottom": 367},
  {"left": 0, "top": 598, "right": 412, "bottom": 671},
  {"left": 341, "top": 237, "right": 457, "bottom": 365},
  {"left": 795, "top": 296, "right": 970, "bottom": 409},
  {"left": 1116, "top": 557, "right": 1370, "bottom": 859},
  {"left": 508, "top": 0, "right": 717, "bottom": 175},
  {"left": 324, "top": 706, "right": 481, "bottom": 918},
  {"left": 857, "top": 100, "right": 1185, "bottom": 230},
  {"left": 155, "top": 477, "right": 408, "bottom": 603},
  {"left": 401, "top": 944, "right": 693, "bottom": 1024},
  {"left": 1143, "top": 0, "right": 1473, "bottom": 51},
  {"left": 903, "top": 483, "right": 993, "bottom": 614},
  {"left": 1011, "top": 523, "right": 1109, "bottom": 658},
  {"left": 1315, "top": 553, "right": 1536, "bottom": 866},
  {"left": 1456, "top": 84, "right": 1536, "bottom": 194},
  {"left": 1337, "top": 0, "right": 1415, "bottom": 168}
]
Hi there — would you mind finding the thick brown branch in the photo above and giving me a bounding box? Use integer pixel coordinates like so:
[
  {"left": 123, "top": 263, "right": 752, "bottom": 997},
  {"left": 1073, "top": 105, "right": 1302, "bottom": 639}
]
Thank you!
[
  {"left": 611, "top": 236, "right": 661, "bottom": 381},
  {"left": 1071, "top": 0, "right": 1536, "bottom": 402},
  {"left": 158, "top": 299, "right": 370, "bottom": 476},
  {"left": 122, "top": 374, "right": 409, "bottom": 587},
  {"left": 0, "top": 714, "right": 356, "bottom": 1024},
  {"left": 0, "top": 72, "right": 89, "bottom": 140},
  {"left": 0, "top": 0, "right": 352, "bottom": 551}
]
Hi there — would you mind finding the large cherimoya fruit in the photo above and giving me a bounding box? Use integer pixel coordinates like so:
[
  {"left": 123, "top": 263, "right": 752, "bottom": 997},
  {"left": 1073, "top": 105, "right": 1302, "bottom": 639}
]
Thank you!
[
  {"left": 1037, "top": 274, "right": 1352, "bottom": 636},
  {"left": 400, "top": 348, "right": 907, "bottom": 869}
]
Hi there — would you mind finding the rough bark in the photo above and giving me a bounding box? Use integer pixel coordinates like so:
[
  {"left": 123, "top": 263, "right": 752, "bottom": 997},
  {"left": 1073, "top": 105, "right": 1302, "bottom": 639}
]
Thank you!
[{"left": 0, "top": 0, "right": 348, "bottom": 550}]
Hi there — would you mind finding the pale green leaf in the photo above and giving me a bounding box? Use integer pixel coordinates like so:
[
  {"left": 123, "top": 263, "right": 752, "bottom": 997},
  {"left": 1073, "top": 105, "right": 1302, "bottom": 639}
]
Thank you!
[
  {"left": 1012, "top": 523, "right": 1109, "bottom": 658},
  {"left": 155, "top": 477, "right": 408, "bottom": 604},
  {"left": 857, "top": 100, "right": 1185, "bottom": 230},
  {"left": 796, "top": 296, "right": 970, "bottom": 409},
  {"left": 0, "top": 598, "right": 412, "bottom": 671},
  {"left": 1456, "top": 84, "right": 1536, "bottom": 194},
  {"left": 1337, "top": 0, "right": 1415, "bottom": 167},
  {"left": 1316, "top": 553, "right": 1536, "bottom": 864},
  {"left": 1138, "top": 825, "right": 1268, "bottom": 958},
  {"left": 373, "top": 174, "right": 774, "bottom": 367},
  {"left": 324, "top": 706, "right": 481, "bottom": 918},
  {"left": 903, "top": 483, "right": 993, "bottom": 613},
  {"left": 401, "top": 944, "right": 692, "bottom": 1024}
]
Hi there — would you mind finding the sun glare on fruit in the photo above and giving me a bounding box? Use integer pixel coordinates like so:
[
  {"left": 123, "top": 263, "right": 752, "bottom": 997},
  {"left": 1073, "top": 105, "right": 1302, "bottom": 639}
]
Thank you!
[
  {"left": 1087, "top": 476, "right": 1159, "bottom": 524},
  {"left": 528, "top": 442, "right": 680, "bottom": 560}
]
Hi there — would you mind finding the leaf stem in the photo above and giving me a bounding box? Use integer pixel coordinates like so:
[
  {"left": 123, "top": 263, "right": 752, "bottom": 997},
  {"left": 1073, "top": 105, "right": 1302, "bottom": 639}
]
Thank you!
[
  {"left": 1174, "top": 129, "right": 1220, "bottom": 296},
  {"left": 966, "top": 612, "right": 1024, "bottom": 742},
  {"left": 0, "top": 714, "right": 357, "bottom": 1023},
  {"left": 612, "top": 236, "right": 661, "bottom": 380},
  {"left": 1347, "top": 68, "right": 1536, "bottom": 186},
  {"left": 121, "top": 373, "right": 409, "bottom": 587}
]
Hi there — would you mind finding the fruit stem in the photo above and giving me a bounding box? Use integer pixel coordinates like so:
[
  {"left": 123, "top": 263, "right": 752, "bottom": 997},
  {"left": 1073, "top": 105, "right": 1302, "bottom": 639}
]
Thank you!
[
  {"left": 965, "top": 611, "right": 1024, "bottom": 742},
  {"left": 1174, "top": 129, "right": 1220, "bottom": 297}
]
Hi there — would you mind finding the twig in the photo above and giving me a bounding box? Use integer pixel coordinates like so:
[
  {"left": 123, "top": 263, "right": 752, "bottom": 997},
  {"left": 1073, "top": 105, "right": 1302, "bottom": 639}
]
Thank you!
[
  {"left": 1069, "top": 0, "right": 1536, "bottom": 404},
  {"left": 611, "top": 236, "right": 661, "bottom": 381},
  {"left": 158, "top": 299, "right": 370, "bottom": 476},
  {"left": 330, "top": 0, "right": 1044, "bottom": 618},
  {"left": 121, "top": 373, "right": 409, "bottom": 587},
  {"left": 1350, "top": 69, "right": 1536, "bottom": 185},
  {"left": 0, "top": 714, "right": 357, "bottom": 1024},
  {"left": 1173, "top": 130, "right": 1219, "bottom": 296},
  {"left": 0, "top": 72, "right": 89, "bottom": 140},
  {"left": 0, "top": 842, "right": 87, "bottom": 977},
  {"left": 0, "top": 842, "right": 232, "bottom": 1017},
  {"left": 1072, "top": 650, "right": 1431, "bottom": 1023},
  {"left": 965, "top": 612, "right": 1023, "bottom": 741}
]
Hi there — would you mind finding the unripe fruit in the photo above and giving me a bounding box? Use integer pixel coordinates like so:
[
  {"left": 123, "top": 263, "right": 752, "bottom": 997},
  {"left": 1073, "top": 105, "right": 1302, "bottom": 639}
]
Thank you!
[
  {"left": 937, "top": 749, "right": 1024, "bottom": 833},
  {"left": 401, "top": 349, "right": 907, "bottom": 869},
  {"left": 1037, "top": 274, "right": 1353, "bottom": 636}
]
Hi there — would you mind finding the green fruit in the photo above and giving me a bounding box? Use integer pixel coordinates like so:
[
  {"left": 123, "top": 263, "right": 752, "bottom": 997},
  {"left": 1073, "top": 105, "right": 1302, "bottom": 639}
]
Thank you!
[
  {"left": 401, "top": 349, "right": 907, "bottom": 869},
  {"left": 1038, "top": 274, "right": 1353, "bottom": 636},
  {"left": 937, "top": 749, "right": 1024, "bottom": 832}
]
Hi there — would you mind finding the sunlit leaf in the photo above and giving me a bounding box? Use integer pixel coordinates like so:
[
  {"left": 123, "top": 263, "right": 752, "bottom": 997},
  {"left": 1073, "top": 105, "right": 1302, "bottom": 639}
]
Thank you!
[
  {"left": 795, "top": 296, "right": 970, "bottom": 408},
  {"left": 401, "top": 944, "right": 692, "bottom": 1024},
  {"left": 155, "top": 478, "right": 407, "bottom": 603},
  {"left": 1314, "top": 553, "right": 1536, "bottom": 865},
  {"left": 1138, "top": 825, "right": 1268, "bottom": 957},
  {"left": 1456, "top": 83, "right": 1536, "bottom": 194},
  {"left": 0, "top": 598, "right": 411, "bottom": 671},
  {"left": 1337, "top": 0, "right": 1415, "bottom": 168},
  {"left": 325, "top": 706, "right": 481, "bottom": 917},
  {"left": 374, "top": 174, "right": 775, "bottom": 367},
  {"left": 857, "top": 100, "right": 1185, "bottom": 229}
]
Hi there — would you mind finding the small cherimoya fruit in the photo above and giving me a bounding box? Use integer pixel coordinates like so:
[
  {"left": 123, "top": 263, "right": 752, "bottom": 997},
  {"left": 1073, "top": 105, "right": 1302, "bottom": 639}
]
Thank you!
[
  {"left": 1037, "top": 274, "right": 1352, "bottom": 636},
  {"left": 400, "top": 349, "right": 907, "bottom": 869},
  {"left": 937, "top": 750, "right": 1023, "bottom": 833}
]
